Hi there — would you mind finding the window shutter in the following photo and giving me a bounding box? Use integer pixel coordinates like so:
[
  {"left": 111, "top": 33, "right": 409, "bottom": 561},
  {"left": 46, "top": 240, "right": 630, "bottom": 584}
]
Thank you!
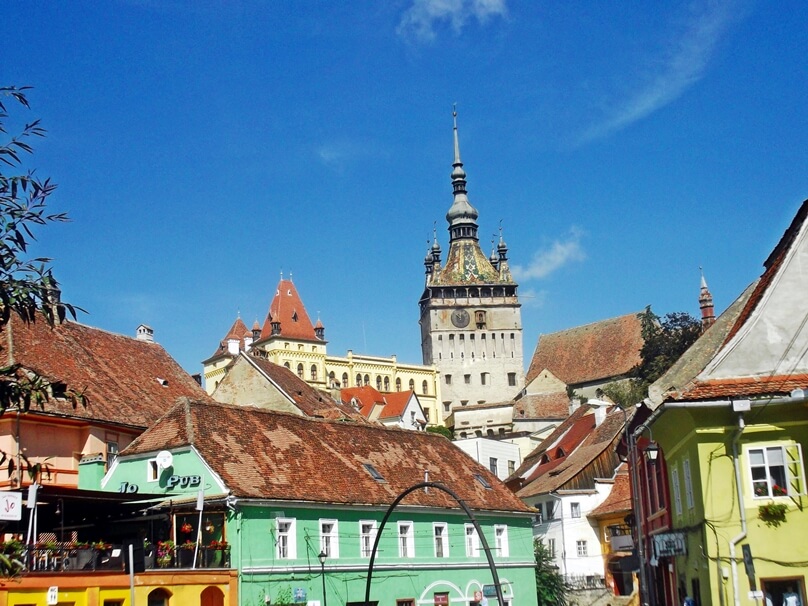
[{"left": 786, "top": 443, "right": 806, "bottom": 495}]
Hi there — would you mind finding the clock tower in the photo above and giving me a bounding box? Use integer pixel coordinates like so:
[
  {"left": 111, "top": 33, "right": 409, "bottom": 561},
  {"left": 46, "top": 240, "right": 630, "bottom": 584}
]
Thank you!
[{"left": 419, "top": 110, "right": 525, "bottom": 420}]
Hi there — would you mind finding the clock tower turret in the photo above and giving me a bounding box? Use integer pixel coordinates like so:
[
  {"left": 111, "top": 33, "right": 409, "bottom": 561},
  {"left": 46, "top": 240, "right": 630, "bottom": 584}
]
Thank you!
[{"left": 419, "top": 109, "right": 525, "bottom": 420}]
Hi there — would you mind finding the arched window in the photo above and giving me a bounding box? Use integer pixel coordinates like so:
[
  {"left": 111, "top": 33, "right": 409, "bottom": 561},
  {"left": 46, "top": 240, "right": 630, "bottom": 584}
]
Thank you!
[
  {"left": 396, "top": 378, "right": 402, "bottom": 391},
  {"left": 311, "top": 364, "right": 318, "bottom": 381},
  {"left": 376, "top": 376, "right": 382, "bottom": 389},
  {"left": 383, "top": 377, "right": 390, "bottom": 391},
  {"left": 364, "top": 374, "right": 370, "bottom": 386},
  {"left": 284, "top": 362, "right": 290, "bottom": 369},
  {"left": 342, "top": 372, "right": 349, "bottom": 388},
  {"left": 356, "top": 373, "right": 362, "bottom": 386},
  {"left": 409, "top": 379, "right": 415, "bottom": 391},
  {"left": 297, "top": 363, "right": 304, "bottom": 379},
  {"left": 148, "top": 588, "right": 172, "bottom": 606},
  {"left": 201, "top": 586, "right": 225, "bottom": 606},
  {"left": 422, "top": 380, "right": 428, "bottom": 395}
]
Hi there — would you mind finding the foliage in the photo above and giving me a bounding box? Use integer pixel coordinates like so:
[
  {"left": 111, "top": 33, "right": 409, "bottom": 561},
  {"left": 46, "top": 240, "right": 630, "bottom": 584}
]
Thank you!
[
  {"left": 534, "top": 538, "right": 567, "bottom": 606},
  {"left": 156, "top": 540, "right": 175, "bottom": 567},
  {"left": 0, "top": 538, "right": 24, "bottom": 578},
  {"left": 426, "top": 425, "right": 453, "bottom": 439},
  {"left": 0, "top": 87, "right": 86, "bottom": 418},
  {"left": 600, "top": 307, "right": 702, "bottom": 408},
  {"left": 758, "top": 502, "right": 788, "bottom": 528}
]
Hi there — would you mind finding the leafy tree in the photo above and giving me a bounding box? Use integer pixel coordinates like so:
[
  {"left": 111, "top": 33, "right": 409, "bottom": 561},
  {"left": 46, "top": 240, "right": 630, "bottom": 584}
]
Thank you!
[
  {"left": 534, "top": 538, "right": 567, "bottom": 606},
  {"left": 426, "top": 425, "right": 453, "bottom": 439},
  {"left": 600, "top": 307, "right": 701, "bottom": 408}
]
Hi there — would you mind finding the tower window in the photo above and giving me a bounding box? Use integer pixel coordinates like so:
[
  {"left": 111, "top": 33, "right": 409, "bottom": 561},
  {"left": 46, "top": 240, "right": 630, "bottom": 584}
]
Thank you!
[
  {"left": 297, "top": 363, "right": 304, "bottom": 378},
  {"left": 445, "top": 375, "right": 452, "bottom": 385},
  {"left": 508, "top": 373, "right": 517, "bottom": 386},
  {"left": 464, "top": 374, "right": 471, "bottom": 384},
  {"left": 422, "top": 380, "right": 428, "bottom": 394},
  {"left": 475, "top": 310, "right": 486, "bottom": 328}
]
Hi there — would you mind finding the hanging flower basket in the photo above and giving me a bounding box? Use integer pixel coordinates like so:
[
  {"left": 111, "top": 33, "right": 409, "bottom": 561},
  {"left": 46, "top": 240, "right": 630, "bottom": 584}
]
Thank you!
[
  {"left": 758, "top": 502, "right": 788, "bottom": 527},
  {"left": 181, "top": 522, "right": 193, "bottom": 534}
]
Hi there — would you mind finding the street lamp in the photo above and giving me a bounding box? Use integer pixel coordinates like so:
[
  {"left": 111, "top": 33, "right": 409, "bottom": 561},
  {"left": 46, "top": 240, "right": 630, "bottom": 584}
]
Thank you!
[
  {"left": 54, "top": 498, "right": 64, "bottom": 544},
  {"left": 318, "top": 550, "right": 327, "bottom": 606}
]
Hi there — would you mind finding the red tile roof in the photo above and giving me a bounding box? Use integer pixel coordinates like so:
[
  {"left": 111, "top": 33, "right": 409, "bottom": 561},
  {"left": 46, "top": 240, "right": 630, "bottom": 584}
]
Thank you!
[
  {"left": 526, "top": 313, "right": 644, "bottom": 386},
  {"left": 205, "top": 316, "right": 252, "bottom": 361},
  {"left": 513, "top": 392, "right": 570, "bottom": 419},
  {"left": 260, "top": 279, "right": 318, "bottom": 341},
  {"left": 242, "top": 355, "right": 364, "bottom": 421},
  {"left": 673, "top": 374, "right": 808, "bottom": 401},
  {"left": 125, "top": 399, "right": 531, "bottom": 513},
  {"left": 5, "top": 316, "right": 209, "bottom": 427},
  {"left": 589, "top": 464, "right": 632, "bottom": 518},
  {"left": 340, "top": 387, "right": 419, "bottom": 421}
]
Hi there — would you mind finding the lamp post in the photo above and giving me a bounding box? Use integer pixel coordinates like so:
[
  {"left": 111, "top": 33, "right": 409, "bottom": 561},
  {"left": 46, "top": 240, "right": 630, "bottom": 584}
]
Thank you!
[
  {"left": 54, "top": 498, "right": 64, "bottom": 544},
  {"left": 318, "top": 549, "right": 327, "bottom": 606}
]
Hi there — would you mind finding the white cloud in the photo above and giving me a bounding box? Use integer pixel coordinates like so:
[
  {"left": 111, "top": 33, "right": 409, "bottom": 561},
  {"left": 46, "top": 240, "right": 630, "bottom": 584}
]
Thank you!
[
  {"left": 397, "top": 0, "right": 507, "bottom": 42},
  {"left": 316, "top": 139, "right": 388, "bottom": 172},
  {"left": 516, "top": 287, "right": 547, "bottom": 309},
  {"left": 576, "top": 1, "right": 739, "bottom": 144},
  {"left": 511, "top": 228, "right": 586, "bottom": 281}
]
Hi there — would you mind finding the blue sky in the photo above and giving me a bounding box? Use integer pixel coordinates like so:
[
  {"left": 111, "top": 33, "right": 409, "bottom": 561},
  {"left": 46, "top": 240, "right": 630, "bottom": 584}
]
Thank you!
[{"left": 4, "top": 1, "right": 807, "bottom": 375}]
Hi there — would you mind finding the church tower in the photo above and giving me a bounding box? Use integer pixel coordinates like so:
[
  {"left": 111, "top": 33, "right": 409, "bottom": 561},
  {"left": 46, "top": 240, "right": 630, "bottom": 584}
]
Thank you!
[{"left": 419, "top": 109, "right": 525, "bottom": 420}]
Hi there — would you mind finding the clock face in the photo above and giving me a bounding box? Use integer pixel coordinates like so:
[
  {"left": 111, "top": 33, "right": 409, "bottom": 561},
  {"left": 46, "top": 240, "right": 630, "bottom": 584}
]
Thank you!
[{"left": 451, "top": 308, "right": 470, "bottom": 328}]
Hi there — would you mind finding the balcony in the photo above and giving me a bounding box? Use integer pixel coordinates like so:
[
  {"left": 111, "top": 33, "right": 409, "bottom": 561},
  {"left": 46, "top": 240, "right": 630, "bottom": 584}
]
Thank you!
[{"left": 16, "top": 543, "right": 231, "bottom": 573}]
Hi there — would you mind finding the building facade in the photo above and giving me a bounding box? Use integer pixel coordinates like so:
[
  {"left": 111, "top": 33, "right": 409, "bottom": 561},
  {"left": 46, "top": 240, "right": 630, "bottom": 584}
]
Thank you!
[{"left": 419, "top": 111, "right": 524, "bottom": 419}]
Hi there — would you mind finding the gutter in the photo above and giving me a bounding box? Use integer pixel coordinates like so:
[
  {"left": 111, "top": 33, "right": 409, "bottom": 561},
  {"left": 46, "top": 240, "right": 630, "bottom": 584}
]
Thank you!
[{"left": 729, "top": 415, "right": 747, "bottom": 606}]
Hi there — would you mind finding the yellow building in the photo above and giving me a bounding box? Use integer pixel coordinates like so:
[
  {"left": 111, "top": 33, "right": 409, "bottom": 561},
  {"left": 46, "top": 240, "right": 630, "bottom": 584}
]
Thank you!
[{"left": 203, "top": 277, "right": 443, "bottom": 426}]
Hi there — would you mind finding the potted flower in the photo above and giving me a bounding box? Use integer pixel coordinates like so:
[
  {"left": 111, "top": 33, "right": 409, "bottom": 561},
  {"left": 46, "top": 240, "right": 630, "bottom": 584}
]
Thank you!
[
  {"left": 156, "top": 540, "right": 175, "bottom": 568},
  {"left": 178, "top": 540, "right": 197, "bottom": 567},
  {"left": 180, "top": 522, "right": 193, "bottom": 534},
  {"left": 758, "top": 502, "right": 788, "bottom": 527}
]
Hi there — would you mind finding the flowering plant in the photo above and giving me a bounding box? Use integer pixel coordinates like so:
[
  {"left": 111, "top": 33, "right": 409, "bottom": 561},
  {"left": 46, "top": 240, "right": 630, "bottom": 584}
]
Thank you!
[
  {"left": 156, "top": 540, "right": 175, "bottom": 567},
  {"left": 180, "top": 522, "right": 193, "bottom": 533},
  {"left": 772, "top": 484, "right": 788, "bottom": 496},
  {"left": 180, "top": 540, "right": 196, "bottom": 550},
  {"left": 758, "top": 502, "right": 788, "bottom": 528},
  {"left": 209, "top": 539, "right": 228, "bottom": 549}
]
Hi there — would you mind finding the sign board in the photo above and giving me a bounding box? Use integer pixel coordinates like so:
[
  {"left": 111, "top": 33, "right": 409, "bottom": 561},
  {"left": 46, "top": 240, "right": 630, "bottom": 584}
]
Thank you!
[
  {"left": 742, "top": 544, "right": 755, "bottom": 578},
  {"left": 0, "top": 492, "right": 22, "bottom": 521},
  {"left": 293, "top": 588, "right": 307, "bottom": 602},
  {"left": 652, "top": 532, "right": 687, "bottom": 558},
  {"left": 611, "top": 534, "right": 634, "bottom": 551},
  {"left": 483, "top": 585, "right": 499, "bottom": 598},
  {"left": 47, "top": 586, "right": 58, "bottom": 606},
  {"left": 434, "top": 593, "right": 449, "bottom": 606}
]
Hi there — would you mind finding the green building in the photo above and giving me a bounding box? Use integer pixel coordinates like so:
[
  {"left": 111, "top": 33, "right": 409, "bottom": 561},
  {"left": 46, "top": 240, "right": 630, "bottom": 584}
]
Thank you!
[{"left": 98, "top": 398, "right": 538, "bottom": 606}]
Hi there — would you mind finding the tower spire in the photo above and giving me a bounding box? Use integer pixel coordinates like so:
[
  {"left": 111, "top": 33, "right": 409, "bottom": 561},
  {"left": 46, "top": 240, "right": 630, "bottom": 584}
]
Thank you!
[
  {"left": 699, "top": 267, "right": 715, "bottom": 332},
  {"left": 446, "top": 105, "right": 479, "bottom": 243}
]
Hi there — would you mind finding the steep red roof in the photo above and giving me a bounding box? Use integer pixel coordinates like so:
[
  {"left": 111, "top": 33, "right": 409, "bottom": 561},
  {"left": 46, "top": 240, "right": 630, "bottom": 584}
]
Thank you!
[
  {"left": 244, "top": 355, "right": 364, "bottom": 421},
  {"left": 340, "top": 387, "right": 418, "bottom": 421},
  {"left": 260, "top": 279, "right": 318, "bottom": 341},
  {"left": 380, "top": 390, "right": 413, "bottom": 419},
  {"left": 513, "top": 392, "right": 570, "bottom": 419},
  {"left": 125, "top": 399, "right": 531, "bottom": 513},
  {"left": 205, "top": 316, "right": 252, "bottom": 361},
  {"left": 4, "top": 316, "right": 209, "bottom": 427},
  {"left": 526, "top": 313, "right": 644, "bottom": 386},
  {"left": 589, "top": 464, "right": 632, "bottom": 518}
]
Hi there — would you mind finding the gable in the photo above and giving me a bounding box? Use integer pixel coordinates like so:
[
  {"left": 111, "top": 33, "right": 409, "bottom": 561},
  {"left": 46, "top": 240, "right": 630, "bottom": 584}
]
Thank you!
[{"left": 212, "top": 355, "right": 304, "bottom": 415}]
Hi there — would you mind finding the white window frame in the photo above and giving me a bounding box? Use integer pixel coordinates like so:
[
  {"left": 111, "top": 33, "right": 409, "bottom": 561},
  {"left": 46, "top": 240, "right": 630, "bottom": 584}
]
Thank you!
[
  {"left": 671, "top": 463, "right": 683, "bottom": 517},
  {"left": 320, "top": 519, "right": 339, "bottom": 558},
  {"left": 433, "top": 523, "right": 448, "bottom": 558},
  {"left": 275, "top": 518, "right": 296, "bottom": 559},
  {"left": 547, "top": 538, "right": 556, "bottom": 558},
  {"left": 398, "top": 521, "right": 414, "bottom": 558},
  {"left": 682, "top": 457, "right": 695, "bottom": 509},
  {"left": 489, "top": 457, "right": 498, "bottom": 475},
  {"left": 464, "top": 523, "right": 480, "bottom": 557},
  {"left": 745, "top": 443, "right": 806, "bottom": 499},
  {"left": 494, "top": 525, "right": 509, "bottom": 557},
  {"left": 576, "top": 540, "right": 587, "bottom": 557},
  {"left": 570, "top": 502, "right": 581, "bottom": 518},
  {"left": 360, "top": 520, "right": 377, "bottom": 558}
]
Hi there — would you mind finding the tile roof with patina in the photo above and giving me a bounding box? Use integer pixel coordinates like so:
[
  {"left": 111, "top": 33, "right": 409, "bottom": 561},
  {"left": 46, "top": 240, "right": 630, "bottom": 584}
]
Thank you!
[
  {"left": 4, "top": 315, "right": 210, "bottom": 428},
  {"left": 125, "top": 398, "right": 532, "bottom": 513},
  {"left": 259, "top": 278, "right": 318, "bottom": 342},
  {"left": 526, "top": 312, "right": 644, "bottom": 386}
]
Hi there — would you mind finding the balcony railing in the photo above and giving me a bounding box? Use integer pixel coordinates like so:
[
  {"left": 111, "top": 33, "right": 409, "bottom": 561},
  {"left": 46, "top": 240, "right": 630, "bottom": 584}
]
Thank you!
[{"left": 19, "top": 544, "right": 231, "bottom": 572}]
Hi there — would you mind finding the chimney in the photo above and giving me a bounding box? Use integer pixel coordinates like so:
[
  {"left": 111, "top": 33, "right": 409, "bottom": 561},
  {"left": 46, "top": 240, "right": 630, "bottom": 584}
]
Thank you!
[{"left": 136, "top": 324, "right": 154, "bottom": 343}]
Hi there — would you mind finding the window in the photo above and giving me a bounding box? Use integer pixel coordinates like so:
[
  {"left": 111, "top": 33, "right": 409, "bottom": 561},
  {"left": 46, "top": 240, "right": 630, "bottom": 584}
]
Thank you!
[
  {"left": 534, "top": 503, "right": 543, "bottom": 524},
  {"left": 475, "top": 310, "right": 486, "bottom": 328},
  {"left": 464, "top": 374, "right": 471, "bottom": 384},
  {"left": 489, "top": 457, "right": 498, "bottom": 475},
  {"left": 748, "top": 444, "right": 805, "bottom": 498},
  {"left": 276, "top": 518, "right": 296, "bottom": 559},
  {"left": 409, "top": 379, "right": 415, "bottom": 391},
  {"left": 683, "top": 457, "right": 695, "bottom": 508},
  {"left": 545, "top": 500, "right": 556, "bottom": 520},
  {"left": 422, "top": 380, "right": 428, "bottom": 394},
  {"left": 342, "top": 372, "right": 349, "bottom": 388},
  {"left": 311, "top": 364, "right": 318, "bottom": 381},
  {"left": 297, "top": 363, "right": 304, "bottom": 379},
  {"left": 547, "top": 538, "right": 556, "bottom": 558},
  {"left": 363, "top": 463, "right": 385, "bottom": 482},
  {"left": 433, "top": 523, "right": 448, "bottom": 558},
  {"left": 465, "top": 524, "right": 480, "bottom": 557},
  {"left": 495, "top": 525, "right": 509, "bottom": 557},
  {"left": 356, "top": 373, "right": 362, "bottom": 386},
  {"left": 147, "top": 588, "right": 172, "bottom": 606},
  {"left": 360, "top": 521, "right": 377, "bottom": 557},
  {"left": 376, "top": 376, "right": 382, "bottom": 389},
  {"left": 147, "top": 458, "right": 159, "bottom": 482},
  {"left": 384, "top": 377, "right": 390, "bottom": 391},
  {"left": 107, "top": 441, "right": 119, "bottom": 467},
  {"left": 443, "top": 402, "right": 451, "bottom": 413},
  {"left": 671, "top": 464, "right": 683, "bottom": 516},
  {"left": 398, "top": 522, "right": 414, "bottom": 558},
  {"left": 364, "top": 374, "right": 370, "bottom": 386},
  {"left": 507, "top": 460, "right": 516, "bottom": 476},
  {"left": 480, "top": 372, "right": 488, "bottom": 385},
  {"left": 424, "top": 409, "right": 430, "bottom": 421},
  {"left": 576, "top": 540, "right": 588, "bottom": 557},
  {"left": 320, "top": 519, "right": 339, "bottom": 558},
  {"left": 507, "top": 373, "right": 517, "bottom": 386},
  {"left": 571, "top": 502, "right": 581, "bottom": 518},
  {"left": 445, "top": 375, "right": 452, "bottom": 385},
  {"left": 396, "top": 378, "right": 402, "bottom": 391}
]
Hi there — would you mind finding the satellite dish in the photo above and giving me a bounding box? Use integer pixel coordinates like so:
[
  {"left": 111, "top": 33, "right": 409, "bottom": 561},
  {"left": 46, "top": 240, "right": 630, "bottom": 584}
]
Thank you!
[{"left": 156, "top": 451, "right": 173, "bottom": 469}]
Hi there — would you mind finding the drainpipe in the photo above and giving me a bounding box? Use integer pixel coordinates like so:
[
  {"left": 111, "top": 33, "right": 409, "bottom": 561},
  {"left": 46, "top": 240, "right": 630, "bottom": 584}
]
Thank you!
[
  {"left": 729, "top": 414, "right": 747, "bottom": 606},
  {"left": 549, "top": 492, "right": 567, "bottom": 577}
]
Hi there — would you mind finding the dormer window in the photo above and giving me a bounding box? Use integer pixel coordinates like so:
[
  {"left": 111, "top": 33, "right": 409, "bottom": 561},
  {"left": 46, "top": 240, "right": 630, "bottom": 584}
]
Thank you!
[
  {"left": 292, "top": 311, "right": 298, "bottom": 322},
  {"left": 363, "top": 463, "right": 385, "bottom": 482},
  {"left": 50, "top": 382, "right": 67, "bottom": 399}
]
